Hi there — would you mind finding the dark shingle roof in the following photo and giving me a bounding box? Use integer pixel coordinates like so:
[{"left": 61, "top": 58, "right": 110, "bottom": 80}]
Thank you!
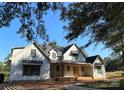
[
  {"left": 62, "top": 44, "right": 73, "bottom": 55},
  {"left": 86, "top": 55, "right": 99, "bottom": 64}
]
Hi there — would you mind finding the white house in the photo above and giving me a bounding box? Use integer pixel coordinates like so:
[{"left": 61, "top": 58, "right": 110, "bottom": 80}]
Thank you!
[{"left": 8, "top": 42, "right": 106, "bottom": 81}]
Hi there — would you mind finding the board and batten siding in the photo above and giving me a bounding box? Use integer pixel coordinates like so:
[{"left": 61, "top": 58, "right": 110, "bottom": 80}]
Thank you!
[
  {"left": 63, "top": 45, "right": 85, "bottom": 61},
  {"left": 49, "top": 49, "right": 58, "bottom": 60},
  {"left": 9, "top": 43, "right": 50, "bottom": 81},
  {"left": 92, "top": 58, "right": 106, "bottom": 79}
]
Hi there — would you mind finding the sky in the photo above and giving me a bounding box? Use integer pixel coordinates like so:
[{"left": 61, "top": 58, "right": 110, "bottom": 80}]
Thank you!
[{"left": 0, "top": 8, "right": 112, "bottom": 62}]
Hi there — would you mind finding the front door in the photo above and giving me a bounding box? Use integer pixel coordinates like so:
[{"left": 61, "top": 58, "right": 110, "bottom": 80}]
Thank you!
[
  {"left": 73, "top": 66, "right": 79, "bottom": 77},
  {"left": 56, "top": 65, "right": 61, "bottom": 77}
]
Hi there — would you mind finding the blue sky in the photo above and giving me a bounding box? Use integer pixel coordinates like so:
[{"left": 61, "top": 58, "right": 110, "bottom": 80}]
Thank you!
[{"left": 0, "top": 9, "right": 112, "bottom": 62}]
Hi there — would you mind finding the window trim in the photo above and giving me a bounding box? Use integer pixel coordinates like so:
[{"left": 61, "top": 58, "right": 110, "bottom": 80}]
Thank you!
[
  {"left": 23, "top": 65, "right": 41, "bottom": 76},
  {"left": 72, "top": 55, "right": 79, "bottom": 61},
  {"left": 31, "top": 49, "right": 36, "bottom": 58},
  {"left": 96, "top": 66, "right": 102, "bottom": 74},
  {"left": 52, "top": 52, "right": 56, "bottom": 59}
]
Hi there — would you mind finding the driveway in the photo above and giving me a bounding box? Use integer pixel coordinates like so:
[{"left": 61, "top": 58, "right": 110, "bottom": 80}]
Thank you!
[{"left": 0, "top": 81, "right": 97, "bottom": 90}]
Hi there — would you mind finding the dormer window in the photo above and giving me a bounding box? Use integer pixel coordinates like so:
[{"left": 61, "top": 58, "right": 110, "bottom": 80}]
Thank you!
[
  {"left": 52, "top": 53, "right": 56, "bottom": 59},
  {"left": 71, "top": 50, "right": 79, "bottom": 55},
  {"left": 71, "top": 52, "right": 79, "bottom": 61},
  {"left": 31, "top": 49, "right": 36, "bottom": 58},
  {"left": 72, "top": 55, "right": 78, "bottom": 61}
]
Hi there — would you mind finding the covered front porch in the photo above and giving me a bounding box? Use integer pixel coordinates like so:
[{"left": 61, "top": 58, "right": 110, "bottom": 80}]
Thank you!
[{"left": 50, "top": 62, "right": 93, "bottom": 80}]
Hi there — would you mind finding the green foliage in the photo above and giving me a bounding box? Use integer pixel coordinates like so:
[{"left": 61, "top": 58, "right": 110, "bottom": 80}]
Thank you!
[
  {"left": 48, "top": 41, "right": 57, "bottom": 47},
  {"left": 0, "top": 2, "right": 64, "bottom": 41},
  {"left": 61, "top": 2, "right": 124, "bottom": 65},
  {"left": 0, "top": 2, "right": 124, "bottom": 66},
  {"left": 0, "top": 62, "right": 10, "bottom": 80}
]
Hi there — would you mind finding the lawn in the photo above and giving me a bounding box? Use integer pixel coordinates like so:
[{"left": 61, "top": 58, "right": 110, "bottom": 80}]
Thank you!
[
  {"left": 78, "top": 71, "right": 124, "bottom": 90},
  {"left": 106, "top": 71, "right": 124, "bottom": 79}
]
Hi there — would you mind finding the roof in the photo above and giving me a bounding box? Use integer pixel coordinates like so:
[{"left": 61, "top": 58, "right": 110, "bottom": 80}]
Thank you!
[
  {"left": 86, "top": 55, "right": 100, "bottom": 64},
  {"left": 12, "top": 47, "right": 25, "bottom": 49},
  {"left": 62, "top": 44, "right": 73, "bottom": 55},
  {"left": 11, "top": 43, "right": 87, "bottom": 58},
  {"left": 33, "top": 42, "right": 50, "bottom": 61},
  {"left": 10, "top": 42, "right": 87, "bottom": 62},
  {"left": 62, "top": 44, "right": 87, "bottom": 58},
  {"left": 39, "top": 44, "right": 64, "bottom": 56}
]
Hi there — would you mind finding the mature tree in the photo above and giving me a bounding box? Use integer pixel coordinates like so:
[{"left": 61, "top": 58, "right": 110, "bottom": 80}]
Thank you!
[
  {"left": 1, "top": 2, "right": 124, "bottom": 65},
  {"left": 104, "top": 57, "right": 119, "bottom": 71},
  {"left": 0, "top": 2, "right": 65, "bottom": 41},
  {"left": 61, "top": 2, "right": 124, "bottom": 65}
]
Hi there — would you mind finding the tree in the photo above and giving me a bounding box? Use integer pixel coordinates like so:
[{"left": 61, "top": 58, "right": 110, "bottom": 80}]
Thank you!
[
  {"left": 0, "top": 62, "right": 9, "bottom": 80},
  {"left": 60, "top": 3, "right": 124, "bottom": 65},
  {"left": 104, "top": 57, "right": 119, "bottom": 72},
  {"left": 48, "top": 41, "right": 57, "bottom": 47},
  {"left": 1, "top": 2, "right": 124, "bottom": 65},
  {"left": 0, "top": 2, "right": 64, "bottom": 41}
]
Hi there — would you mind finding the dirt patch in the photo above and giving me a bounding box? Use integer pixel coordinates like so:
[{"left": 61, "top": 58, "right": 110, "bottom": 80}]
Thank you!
[{"left": 0, "top": 80, "right": 97, "bottom": 90}]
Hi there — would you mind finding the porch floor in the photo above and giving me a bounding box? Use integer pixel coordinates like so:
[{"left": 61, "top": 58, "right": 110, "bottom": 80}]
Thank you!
[{"left": 77, "top": 77, "right": 93, "bottom": 81}]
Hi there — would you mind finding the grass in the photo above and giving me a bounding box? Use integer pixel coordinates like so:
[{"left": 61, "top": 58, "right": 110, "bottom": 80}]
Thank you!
[
  {"left": 78, "top": 79, "right": 124, "bottom": 90},
  {"left": 106, "top": 71, "right": 124, "bottom": 79},
  {"left": 78, "top": 71, "right": 124, "bottom": 90}
]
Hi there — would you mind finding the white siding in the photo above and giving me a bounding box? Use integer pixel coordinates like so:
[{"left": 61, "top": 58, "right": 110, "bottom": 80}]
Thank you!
[
  {"left": 12, "top": 49, "right": 23, "bottom": 57},
  {"left": 63, "top": 45, "right": 85, "bottom": 61},
  {"left": 93, "top": 58, "right": 106, "bottom": 79},
  {"left": 9, "top": 43, "right": 50, "bottom": 81},
  {"left": 49, "top": 49, "right": 58, "bottom": 60}
]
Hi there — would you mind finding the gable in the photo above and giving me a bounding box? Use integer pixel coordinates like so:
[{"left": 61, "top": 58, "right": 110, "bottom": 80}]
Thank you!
[
  {"left": 11, "top": 42, "right": 50, "bottom": 62},
  {"left": 94, "top": 57, "right": 105, "bottom": 65},
  {"left": 86, "top": 55, "right": 105, "bottom": 65},
  {"left": 63, "top": 44, "right": 86, "bottom": 61},
  {"left": 62, "top": 44, "right": 73, "bottom": 55},
  {"left": 49, "top": 48, "right": 58, "bottom": 60},
  {"left": 86, "top": 55, "right": 98, "bottom": 64}
]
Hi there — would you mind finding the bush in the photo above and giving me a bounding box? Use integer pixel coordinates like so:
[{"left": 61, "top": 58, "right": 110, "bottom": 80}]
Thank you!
[{"left": 0, "top": 74, "right": 4, "bottom": 83}]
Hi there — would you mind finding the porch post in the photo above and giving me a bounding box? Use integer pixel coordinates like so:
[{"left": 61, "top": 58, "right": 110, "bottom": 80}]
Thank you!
[{"left": 60, "top": 63, "right": 61, "bottom": 77}]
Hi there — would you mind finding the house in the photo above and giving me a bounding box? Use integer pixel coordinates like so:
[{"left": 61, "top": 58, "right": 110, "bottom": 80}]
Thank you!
[{"left": 8, "top": 42, "right": 106, "bottom": 81}]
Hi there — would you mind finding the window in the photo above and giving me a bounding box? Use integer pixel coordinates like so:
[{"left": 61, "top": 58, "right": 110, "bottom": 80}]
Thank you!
[
  {"left": 52, "top": 53, "right": 56, "bottom": 59},
  {"left": 56, "top": 65, "right": 60, "bottom": 71},
  {"left": 67, "top": 66, "right": 70, "bottom": 71},
  {"left": 72, "top": 55, "right": 78, "bottom": 61},
  {"left": 96, "top": 66, "right": 102, "bottom": 74},
  {"left": 23, "top": 65, "right": 41, "bottom": 76},
  {"left": 31, "top": 49, "right": 36, "bottom": 58}
]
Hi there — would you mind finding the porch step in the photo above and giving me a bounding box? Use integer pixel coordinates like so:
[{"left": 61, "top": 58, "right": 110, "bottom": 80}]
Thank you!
[{"left": 77, "top": 77, "right": 93, "bottom": 80}]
